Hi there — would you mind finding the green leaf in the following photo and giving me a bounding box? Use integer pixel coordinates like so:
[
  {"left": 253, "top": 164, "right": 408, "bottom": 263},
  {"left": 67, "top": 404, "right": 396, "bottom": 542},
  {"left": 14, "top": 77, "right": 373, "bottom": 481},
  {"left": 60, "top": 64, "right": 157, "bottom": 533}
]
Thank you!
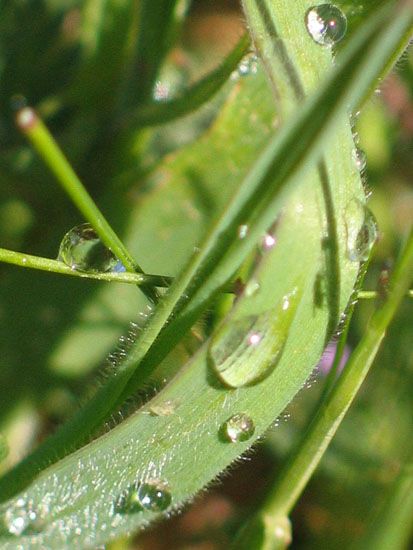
[{"left": 129, "top": 34, "right": 250, "bottom": 128}]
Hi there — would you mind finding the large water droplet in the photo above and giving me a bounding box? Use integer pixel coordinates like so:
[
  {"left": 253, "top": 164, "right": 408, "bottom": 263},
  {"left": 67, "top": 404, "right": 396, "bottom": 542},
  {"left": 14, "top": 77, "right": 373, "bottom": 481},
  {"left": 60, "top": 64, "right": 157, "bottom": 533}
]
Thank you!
[
  {"left": 221, "top": 413, "right": 255, "bottom": 443},
  {"left": 4, "top": 499, "right": 48, "bottom": 536},
  {"left": 345, "top": 199, "right": 378, "bottom": 262},
  {"left": 305, "top": 4, "right": 347, "bottom": 46},
  {"left": 58, "top": 223, "right": 123, "bottom": 273},
  {"left": 209, "top": 290, "right": 299, "bottom": 388},
  {"left": 115, "top": 480, "right": 171, "bottom": 514}
]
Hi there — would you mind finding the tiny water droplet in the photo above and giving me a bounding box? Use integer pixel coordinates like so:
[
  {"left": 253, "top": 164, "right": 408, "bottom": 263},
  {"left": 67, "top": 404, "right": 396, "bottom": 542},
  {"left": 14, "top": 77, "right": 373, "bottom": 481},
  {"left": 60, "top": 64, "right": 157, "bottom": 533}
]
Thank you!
[
  {"left": 209, "top": 289, "right": 299, "bottom": 387},
  {"left": 153, "top": 80, "right": 171, "bottom": 101},
  {"left": 305, "top": 4, "right": 347, "bottom": 46},
  {"left": 237, "top": 53, "right": 258, "bottom": 76},
  {"left": 352, "top": 147, "right": 367, "bottom": 172},
  {"left": 262, "top": 233, "right": 277, "bottom": 251},
  {"left": 221, "top": 413, "right": 255, "bottom": 442},
  {"left": 4, "top": 500, "right": 48, "bottom": 536},
  {"left": 345, "top": 199, "right": 378, "bottom": 262},
  {"left": 238, "top": 224, "right": 249, "bottom": 239},
  {"left": 244, "top": 279, "right": 260, "bottom": 297},
  {"left": 58, "top": 223, "right": 124, "bottom": 273},
  {"left": 115, "top": 480, "right": 171, "bottom": 514},
  {"left": 148, "top": 399, "right": 179, "bottom": 417}
]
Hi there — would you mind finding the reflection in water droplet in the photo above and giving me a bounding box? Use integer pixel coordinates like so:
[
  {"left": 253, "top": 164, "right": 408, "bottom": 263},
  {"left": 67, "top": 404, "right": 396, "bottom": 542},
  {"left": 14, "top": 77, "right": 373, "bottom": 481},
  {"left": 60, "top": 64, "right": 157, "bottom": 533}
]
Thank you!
[
  {"left": 305, "top": 4, "right": 347, "bottom": 46},
  {"left": 209, "top": 290, "right": 299, "bottom": 387},
  {"left": 222, "top": 413, "right": 255, "bottom": 442},
  {"left": 115, "top": 480, "right": 171, "bottom": 514},
  {"left": 4, "top": 499, "right": 48, "bottom": 536},
  {"left": 352, "top": 148, "right": 367, "bottom": 172},
  {"left": 58, "top": 223, "right": 124, "bottom": 273},
  {"left": 345, "top": 199, "right": 378, "bottom": 262},
  {"left": 238, "top": 224, "right": 249, "bottom": 239}
]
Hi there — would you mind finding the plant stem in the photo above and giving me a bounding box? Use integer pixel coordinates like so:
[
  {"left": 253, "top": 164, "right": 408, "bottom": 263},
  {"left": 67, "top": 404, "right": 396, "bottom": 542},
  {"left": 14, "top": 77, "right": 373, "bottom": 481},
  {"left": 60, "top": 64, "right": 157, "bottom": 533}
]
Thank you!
[
  {"left": 0, "top": 247, "right": 172, "bottom": 287},
  {"left": 358, "top": 289, "right": 413, "bottom": 299},
  {"left": 242, "top": 227, "right": 413, "bottom": 535},
  {"left": 15, "top": 107, "right": 159, "bottom": 303}
]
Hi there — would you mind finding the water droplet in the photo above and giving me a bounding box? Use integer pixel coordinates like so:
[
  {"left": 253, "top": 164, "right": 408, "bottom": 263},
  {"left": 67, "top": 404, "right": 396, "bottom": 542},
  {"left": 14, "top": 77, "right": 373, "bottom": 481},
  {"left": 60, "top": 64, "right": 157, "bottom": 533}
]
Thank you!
[
  {"left": 58, "top": 223, "right": 123, "bottom": 273},
  {"left": 4, "top": 499, "right": 48, "bottom": 536},
  {"left": 352, "top": 147, "right": 367, "bottom": 172},
  {"left": 148, "top": 399, "right": 179, "bottom": 416},
  {"left": 221, "top": 413, "right": 255, "bottom": 442},
  {"left": 153, "top": 80, "right": 171, "bottom": 101},
  {"left": 244, "top": 279, "right": 260, "bottom": 297},
  {"left": 345, "top": 199, "right": 378, "bottom": 262},
  {"left": 305, "top": 4, "right": 347, "bottom": 46},
  {"left": 238, "top": 53, "right": 259, "bottom": 76},
  {"left": 115, "top": 480, "right": 171, "bottom": 514},
  {"left": 262, "top": 233, "right": 277, "bottom": 251},
  {"left": 238, "top": 224, "right": 249, "bottom": 239},
  {"left": 209, "top": 289, "right": 299, "bottom": 387}
]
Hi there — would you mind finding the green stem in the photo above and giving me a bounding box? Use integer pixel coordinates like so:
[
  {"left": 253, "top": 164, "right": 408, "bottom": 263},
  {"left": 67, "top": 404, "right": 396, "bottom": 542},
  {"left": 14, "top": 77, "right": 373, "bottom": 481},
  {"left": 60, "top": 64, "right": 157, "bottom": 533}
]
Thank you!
[
  {"left": 250, "top": 226, "right": 413, "bottom": 524},
  {"left": 0, "top": 247, "right": 172, "bottom": 287},
  {"left": 358, "top": 289, "right": 413, "bottom": 299},
  {"left": 15, "top": 107, "right": 159, "bottom": 303}
]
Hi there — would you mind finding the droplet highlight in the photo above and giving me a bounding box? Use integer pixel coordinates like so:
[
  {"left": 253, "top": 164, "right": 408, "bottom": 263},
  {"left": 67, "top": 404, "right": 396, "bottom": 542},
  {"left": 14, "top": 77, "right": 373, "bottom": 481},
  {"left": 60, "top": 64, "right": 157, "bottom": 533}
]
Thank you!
[
  {"left": 58, "top": 223, "right": 124, "bottom": 273},
  {"left": 209, "top": 290, "right": 299, "bottom": 388},
  {"left": 4, "top": 499, "right": 48, "bottom": 536},
  {"left": 237, "top": 53, "right": 258, "bottom": 77},
  {"left": 305, "top": 4, "right": 347, "bottom": 46},
  {"left": 115, "top": 480, "right": 171, "bottom": 514},
  {"left": 345, "top": 199, "right": 378, "bottom": 262},
  {"left": 221, "top": 413, "right": 255, "bottom": 443},
  {"left": 244, "top": 279, "right": 260, "bottom": 297},
  {"left": 352, "top": 147, "right": 367, "bottom": 172},
  {"left": 262, "top": 232, "right": 277, "bottom": 251},
  {"left": 238, "top": 224, "right": 249, "bottom": 239}
]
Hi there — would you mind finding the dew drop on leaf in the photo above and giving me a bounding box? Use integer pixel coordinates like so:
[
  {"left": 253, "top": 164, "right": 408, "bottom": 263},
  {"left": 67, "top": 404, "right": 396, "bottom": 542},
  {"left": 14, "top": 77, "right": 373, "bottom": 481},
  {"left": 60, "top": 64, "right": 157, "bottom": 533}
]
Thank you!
[
  {"left": 238, "top": 224, "right": 249, "bottom": 239},
  {"left": 262, "top": 232, "right": 277, "bottom": 251},
  {"left": 4, "top": 499, "right": 48, "bottom": 536},
  {"left": 209, "top": 290, "right": 299, "bottom": 387},
  {"left": 305, "top": 4, "right": 347, "bottom": 46},
  {"left": 221, "top": 413, "right": 255, "bottom": 443},
  {"left": 237, "top": 53, "right": 258, "bottom": 77},
  {"left": 244, "top": 279, "right": 260, "bottom": 297},
  {"left": 58, "top": 223, "right": 124, "bottom": 273},
  {"left": 115, "top": 480, "right": 171, "bottom": 514},
  {"left": 345, "top": 199, "right": 378, "bottom": 262},
  {"left": 352, "top": 147, "right": 367, "bottom": 172}
]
